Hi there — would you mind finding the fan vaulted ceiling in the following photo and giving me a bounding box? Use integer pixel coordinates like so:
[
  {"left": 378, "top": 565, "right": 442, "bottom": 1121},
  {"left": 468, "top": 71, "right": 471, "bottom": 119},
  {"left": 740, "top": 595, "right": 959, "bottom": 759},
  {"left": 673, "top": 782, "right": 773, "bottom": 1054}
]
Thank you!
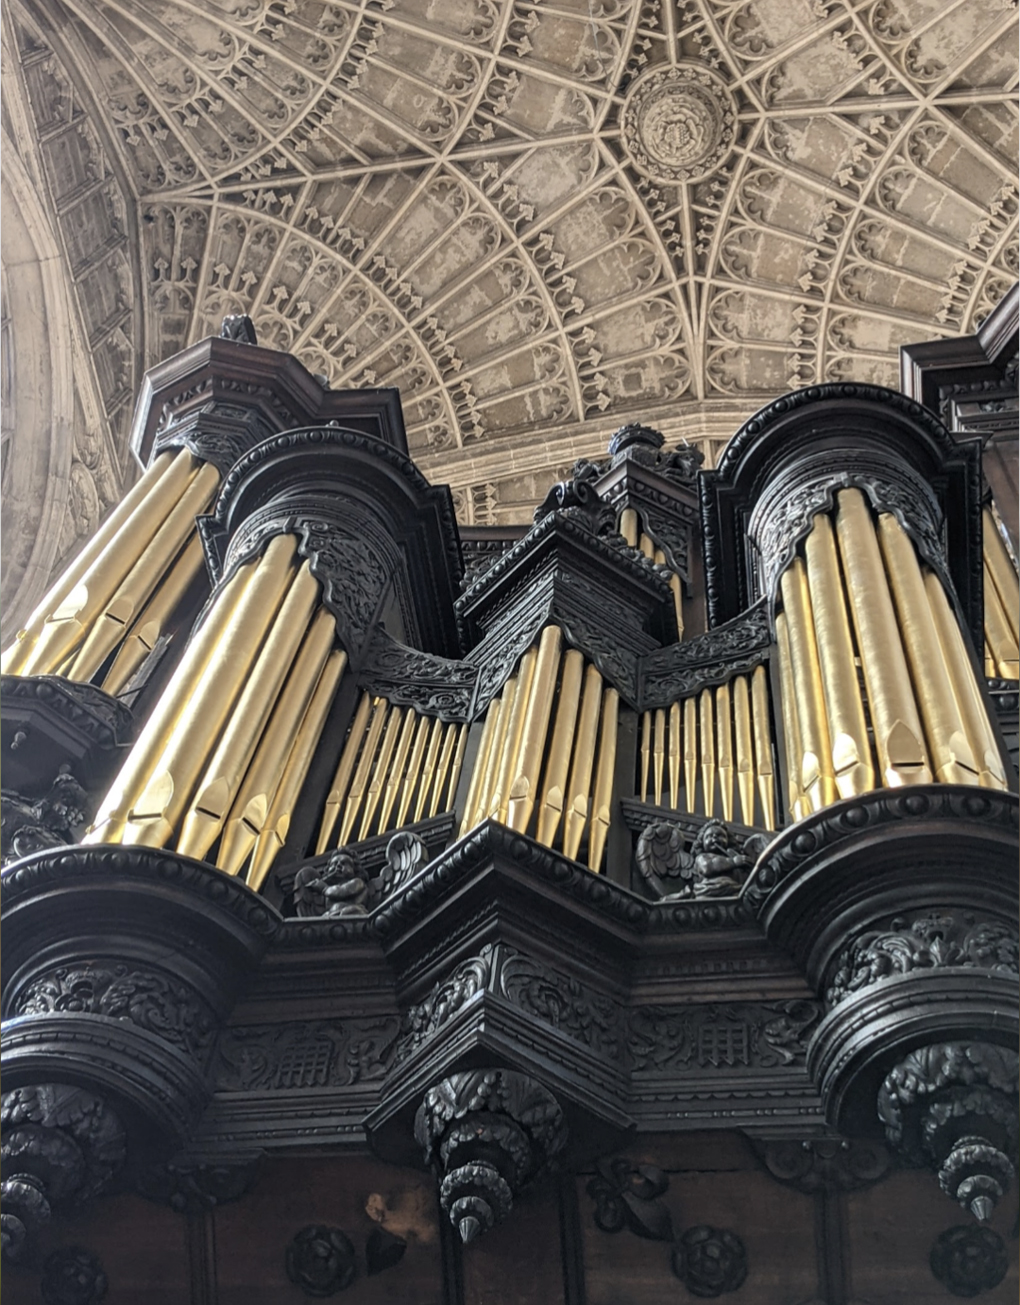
[{"left": 1, "top": 0, "right": 1017, "bottom": 632}]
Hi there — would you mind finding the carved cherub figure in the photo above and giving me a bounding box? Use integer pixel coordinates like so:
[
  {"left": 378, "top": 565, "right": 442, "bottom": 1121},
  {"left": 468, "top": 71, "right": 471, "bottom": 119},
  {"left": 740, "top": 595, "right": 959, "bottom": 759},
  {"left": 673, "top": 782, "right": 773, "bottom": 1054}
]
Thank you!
[
  {"left": 690, "top": 820, "right": 762, "bottom": 897},
  {"left": 0, "top": 768, "right": 89, "bottom": 866},
  {"left": 293, "top": 849, "right": 369, "bottom": 918}
]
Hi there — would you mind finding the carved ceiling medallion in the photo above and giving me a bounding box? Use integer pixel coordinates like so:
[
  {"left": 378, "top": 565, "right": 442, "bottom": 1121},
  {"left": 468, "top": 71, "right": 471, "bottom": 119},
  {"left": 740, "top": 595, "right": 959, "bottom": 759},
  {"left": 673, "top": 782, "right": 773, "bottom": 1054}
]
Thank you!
[{"left": 622, "top": 64, "right": 737, "bottom": 185}]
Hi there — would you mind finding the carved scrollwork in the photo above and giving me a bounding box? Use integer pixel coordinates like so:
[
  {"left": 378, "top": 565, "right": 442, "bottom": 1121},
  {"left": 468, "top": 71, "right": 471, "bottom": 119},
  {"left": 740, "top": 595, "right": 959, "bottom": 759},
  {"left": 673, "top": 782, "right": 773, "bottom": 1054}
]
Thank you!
[
  {"left": 362, "top": 628, "right": 476, "bottom": 722},
  {"left": 586, "top": 1159, "right": 673, "bottom": 1240},
  {"left": 758, "top": 1137, "right": 891, "bottom": 1194},
  {"left": 136, "top": 1157, "right": 261, "bottom": 1213},
  {"left": 214, "top": 1017, "right": 400, "bottom": 1091},
  {"left": 0, "top": 676, "right": 133, "bottom": 751},
  {"left": 639, "top": 601, "right": 770, "bottom": 707},
  {"left": 628, "top": 1000, "right": 821, "bottom": 1073}
]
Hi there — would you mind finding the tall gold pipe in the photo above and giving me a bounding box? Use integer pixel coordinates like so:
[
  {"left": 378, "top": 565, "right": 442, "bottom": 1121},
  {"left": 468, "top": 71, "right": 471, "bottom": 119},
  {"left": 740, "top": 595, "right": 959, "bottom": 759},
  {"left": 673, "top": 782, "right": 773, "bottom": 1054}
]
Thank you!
[
  {"left": 20, "top": 452, "right": 202, "bottom": 677},
  {"left": 775, "top": 613, "right": 806, "bottom": 821},
  {"left": 537, "top": 649, "right": 584, "bottom": 846},
  {"left": 588, "top": 687, "right": 619, "bottom": 873},
  {"left": 653, "top": 708, "right": 666, "bottom": 806},
  {"left": 683, "top": 696, "right": 697, "bottom": 813},
  {"left": 779, "top": 558, "right": 837, "bottom": 813},
  {"left": 460, "top": 702, "right": 499, "bottom": 834},
  {"left": 175, "top": 562, "right": 321, "bottom": 861},
  {"left": 491, "top": 647, "right": 537, "bottom": 822},
  {"left": 428, "top": 722, "right": 460, "bottom": 818},
  {"left": 924, "top": 570, "right": 1007, "bottom": 790},
  {"left": 119, "top": 536, "right": 299, "bottom": 849},
  {"left": 247, "top": 648, "right": 346, "bottom": 891},
  {"left": 397, "top": 712, "right": 433, "bottom": 829},
  {"left": 751, "top": 665, "right": 775, "bottom": 830},
  {"left": 216, "top": 609, "right": 342, "bottom": 874},
  {"left": 984, "top": 508, "right": 1020, "bottom": 646},
  {"left": 359, "top": 705, "right": 405, "bottom": 840},
  {"left": 668, "top": 702, "right": 681, "bottom": 809},
  {"left": 638, "top": 533, "right": 655, "bottom": 561},
  {"left": 102, "top": 534, "right": 207, "bottom": 697},
  {"left": 669, "top": 575, "right": 684, "bottom": 640},
  {"left": 716, "top": 682, "right": 734, "bottom": 821},
  {"left": 445, "top": 723, "right": 469, "bottom": 816},
  {"left": 699, "top": 688, "right": 715, "bottom": 817},
  {"left": 508, "top": 625, "right": 562, "bottom": 833},
  {"left": 415, "top": 717, "right": 446, "bottom": 823},
  {"left": 337, "top": 698, "right": 388, "bottom": 848},
  {"left": 2, "top": 450, "right": 176, "bottom": 675},
  {"left": 563, "top": 664, "right": 603, "bottom": 860},
  {"left": 639, "top": 711, "right": 652, "bottom": 802},
  {"left": 473, "top": 676, "right": 517, "bottom": 828},
  {"left": 619, "top": 508, "right": 639, "bottom": 548},
  {"left": 316, "top": 692, "right": 372, "bottom": 854},
  {"left": 835, "top": 489, "right": 932, "bottom": 787},
  {"left": 983, "top": 562, "right": 1020, "bottom": 678},
  {"left": 84, "top": 556, "right": 256, "bottom": 845},
  {"left": 379, "top": 708, "right": 419, "bottom": 834},
  {"left": 68, "top": 463, "right": 220, "bottom": 682},
  {"left": 733, "top": 676, "right": 755, "bottom": 826},
  {"left": 803, "top": 513, "right": 874, "bottom": 798},
  {"left": 878, "top": 513, "right": 981, "bottom": 786}
]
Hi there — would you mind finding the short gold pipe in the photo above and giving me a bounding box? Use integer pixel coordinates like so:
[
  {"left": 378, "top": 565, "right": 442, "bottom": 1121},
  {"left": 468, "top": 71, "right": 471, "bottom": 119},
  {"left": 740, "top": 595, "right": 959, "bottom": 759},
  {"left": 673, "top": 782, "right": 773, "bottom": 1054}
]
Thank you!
[
  {"left": 491, "top": 647, "right": 537, "bottom": 823},
  {"left": 639, "top": 711, "right": 652, "bottom": 803},
  {"left": 619, "top": 508, "right": 639, "bottom": 548},
  {"left": 84, "top": 554, "right": 256, "bottom": 845},
  {"left": 984, "top": 508, "right": 1020, "bottom": 646},
  {"left": 835, "top": 489, "right": 932, "bottom": 787},
  {"left": 588, "top": 687, "right": 619, "bottom": 873},
  {"left": 652, "top": 708, "right": 666, "bottom": 806},
  {"left": 751, "top": 665, "right": 775, "bottom": 830},
  {"left": 428, "top": 722, "right": 460, "bottom": 818},
  {"left": 668, "top": 702, "right": 681, "bottom": 809},
  {"left": 68, "top": 463, "right": 220, "bottom": 682},
  {"left": 379, "top": 707, "right": 419, "bottom": 834},
  {"left": 214, "top": 605, "right": 338, "bottom": 874},
  {"left": 733, "top": 676, "right": 755, "bottom": 826},
  {"left": 638, "top": 532, "right": 655, "bottom": 561},
  {"left": 20, "top": 451, "right": 202, "bottom": 677},
  {"left": 337, "top": 698, "right": 388, "bottom": 848},
  {"left": 247, "top": 647, "right": 346, "bottom": 891},
  {"left": 175, "top": 561, "right": 321, "bottom": 861},
  {"left": 699, "top": 688, "right": 715, "bottom": 817},
  {"left": 924, "top": 570, "right": 1008, "bottom": 790},
  {"left": 775, "top": 612, "right": 805, "bottom": 821},
  {"left": 984, "top": 561, "right": 1020, "bottom": 678},
  {"left": 119, "top": 535, "right": 299, "bottom": 849},
  {"left": 878, "top": 513, "right": 981, "bottom": 786},
  {"left": 2, "top": 450, "right": 176, "bottom": 675},
  {"left": 359, "top": 705, "right": 405, "bottom": 840},
  {"left": 669, "top": 574, "right": 684, "bottom": 640},
  {"left": 716, "top": 682, "right": 734, "bottom": 821},
  {"left": 683, "top": 696, "right": 697, "bottom": 813},
  {"left": 460, "top": 702, "right": 499, "bottom": 834},
  {"left": 102, "top": 534, "right": 207, "bottom": 697},
  {"left": 415, "top": 717, "right": 446, "bottom": 823},
  {"left": 445, "top": 723, "right": 469, "bottom": 815},
  {"left": 536, "top": 649, "right": 584, "bottom": 846},
  {"left": 316, "top": 692, "right": 372, "bottom": 854},
  {"left": 804, "top": 513, "right": 874, "bottom": 799},
  {"left": 397, "top": 712, "right": 433, "bottom": 829},
  {"left": 779, "top": 558, "right": 837, "bottom": 813},
  {"left": 563, "top": 664, "right": 603, "bottom": 861},
  {"left": 508, "top": 625, "right": 562, "bottom": 833}
]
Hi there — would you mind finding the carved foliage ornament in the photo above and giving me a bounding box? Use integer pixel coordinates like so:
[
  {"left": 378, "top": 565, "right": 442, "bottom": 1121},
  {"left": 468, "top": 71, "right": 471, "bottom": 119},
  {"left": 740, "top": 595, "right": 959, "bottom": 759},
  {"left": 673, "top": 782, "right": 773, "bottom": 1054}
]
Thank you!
[
  {"left": 672, "top": 1227, "right": 748, "bottom": 1299},
  {"left": 627, "top": 1000, "right": 821, "bottom": 1073},
  {"left": 639, "top": 600, "right": 770, "bottom": 707},
  {"left": 40, "top": 1246, "right": 108, "bottom": 1305},
  {"left": 361, "top": 628, "right": 476, "bottom": 722}
]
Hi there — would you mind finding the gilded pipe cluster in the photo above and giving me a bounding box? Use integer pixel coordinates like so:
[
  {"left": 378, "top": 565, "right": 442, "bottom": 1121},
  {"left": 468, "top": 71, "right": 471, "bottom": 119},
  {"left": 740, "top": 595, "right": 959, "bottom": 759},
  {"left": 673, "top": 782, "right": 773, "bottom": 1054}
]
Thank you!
[
  {"left": 617, "top": 506, "right": 684, "bottom": 638},
  {"left": 982, "top": 508, "right": 1019, "bottom": 680},
  {"left": 1, "top": 449, "right": 214, "bottom": 690},
  {"left": 460, "top": 626, "right": 620, "bottom": 873},
  {"left": 638, "top": 666, "right": 775, "bottom": 831},
  {"left": 775, "top": 489, "right": 1006, "bottom": 821},
  {"left": 85, "top": 533, "right": 346, "bottom": 889},
  {"left": 316, "top": 698, "right": 467, "bottom": 855}
]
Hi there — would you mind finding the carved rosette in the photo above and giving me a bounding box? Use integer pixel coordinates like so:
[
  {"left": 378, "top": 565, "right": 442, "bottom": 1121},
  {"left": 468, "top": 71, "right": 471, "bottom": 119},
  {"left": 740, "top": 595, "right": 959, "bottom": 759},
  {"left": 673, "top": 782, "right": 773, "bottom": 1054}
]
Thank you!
[
  {"left": 621, "top": 65, "right": 737, "bottom": 185},
  {"left": 414, "top": 1070, "right": 567, "bottom": 1243}
]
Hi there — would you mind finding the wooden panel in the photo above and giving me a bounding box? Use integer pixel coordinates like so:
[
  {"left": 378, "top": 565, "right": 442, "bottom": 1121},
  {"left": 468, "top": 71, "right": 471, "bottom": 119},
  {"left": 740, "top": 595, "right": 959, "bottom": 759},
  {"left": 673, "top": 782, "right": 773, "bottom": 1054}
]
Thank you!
[{"left": 461, "top": 1178, "right": 566, "bottom": 1305}]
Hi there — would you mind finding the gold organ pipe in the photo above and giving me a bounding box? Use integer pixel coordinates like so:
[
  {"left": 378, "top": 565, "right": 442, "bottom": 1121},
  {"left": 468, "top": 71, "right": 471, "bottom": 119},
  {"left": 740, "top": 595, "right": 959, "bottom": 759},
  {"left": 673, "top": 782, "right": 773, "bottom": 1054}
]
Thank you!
[
  {"left": 216, "top": 604, "right": 339, "bottom": 874},
  {"left": 983, "top": 508, "right": 1020, "bottom": 647},
  {"left": 2, "top": 450, "right": 176, "bottom": 675},
  {"left": 750, "top": 667, "right": 775, "bottom": 830},
  {"left": 668, "top": 703, "right": 681, "bottom": 809},
  {"left": 983, "top": 562, "right": 1020, "bottom": 678},
  {"left": 835, "top": 489, "right": 932, "bottom": 787},
  {"left": 779, "top": 558, "right": 837, "bottom": 813},
  {"left": 588, "top": 687, "right": 619, "bottom": 873},
  {"left": 397, "top": 712, "right": 433, "bottom": 829},
  {"left": 20, "top": 451, "right": 202, "bottom": 677},
  {"left": 461, "top": 702, "right": 499, "bottom": 833},
  {"left": 733, "top": 676, "right": 755, "bottom": 826},
  {"left": 379, "top": 708, "right": 419, "bottom": 834},
  {"left": 175, "top": 560, "right": 321, "bottom": 861},
  {"left": 316, "top": 693, "right": 372, "bottom": 854},
  {"left": 476, "top": 677, "right": 517, "bottom": 826},
  {"left": 563, "top": 664, "right": 603, "bottom": 860},
  {"left": 101, "top": 534, "right": 207, "bottom": 697},
  {"left": 68, "top": 463, "right": 220, "bottom": 682},
  {"left": 640, "top": 711, "right": 652, "bottom": 803},
  {"left": 508, "top": 625, "right": 562, "bottom": 833},
  {"left": 699, "top": 688, "right": 715, "bottom": 817},
  {"left": 537, "top": 649, "right": 584, "bottom": 846},
  {"left": 428, "top": 722, "right": 460, "bottom": 818},
  {"left": 803, "top": 513, "right": 874, "bottom": 799},
  {"left": 683, "top": 697, "right": 697, "bottom": 813},
  {"left": 924, "top": 570, "right": 1007, "bottom": 790},
  {"left": 638, "top": 533, "right": 656, "bottom": 561},
  {"left": 119, "top": 536, "right": 300, "bottom": 849},
  {"left": 619, "top": 508, "right": 639, "bottom": 548},
  {"left": 716, "top": 682, "right": 734, "bottom": 822},
  {"left": 445, "top": 723, "right": 469, "bottom": 815},
  {"left": 84, "top": 556, "right": 256, "bottom": 845},
  {"left": 337, "top": 699, "right": 388, "bottom": 848},
  {"left": 247, "top": 648, "right": 346, "bottom": 891},
  {"left": 878, "top": 513, "right": 981, "bottom": 786},
  {"left": 491, "top": 647, "right": 537, "bottom": 822},
  {"left": 415, "top": 717, "right": 446, "bottom": 823},
  {"left": 669, "top": 575, "right": 684, "bottom": 640},
  {"left": 653, "top": 708, "right": 666, "bottom": 806},
  {"left": 985, "top": 642, "right": 997, "bottom": 679},
  {"left": 775, "top": 612, "right": 806, "bottom": 822},
  {"left": 359, "top": 706, "right": 405, "bottom": 840}
]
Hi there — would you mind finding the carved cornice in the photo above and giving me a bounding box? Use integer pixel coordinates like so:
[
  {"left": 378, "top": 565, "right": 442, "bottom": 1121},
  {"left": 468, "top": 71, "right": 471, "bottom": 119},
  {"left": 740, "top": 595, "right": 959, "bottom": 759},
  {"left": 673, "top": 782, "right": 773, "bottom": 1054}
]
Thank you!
[
  {"left": 638, "top": 600, "right": 770, "bottom": 707},
  {"left": 361, "top": 627, "right": 477, "bottom": 722}
]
